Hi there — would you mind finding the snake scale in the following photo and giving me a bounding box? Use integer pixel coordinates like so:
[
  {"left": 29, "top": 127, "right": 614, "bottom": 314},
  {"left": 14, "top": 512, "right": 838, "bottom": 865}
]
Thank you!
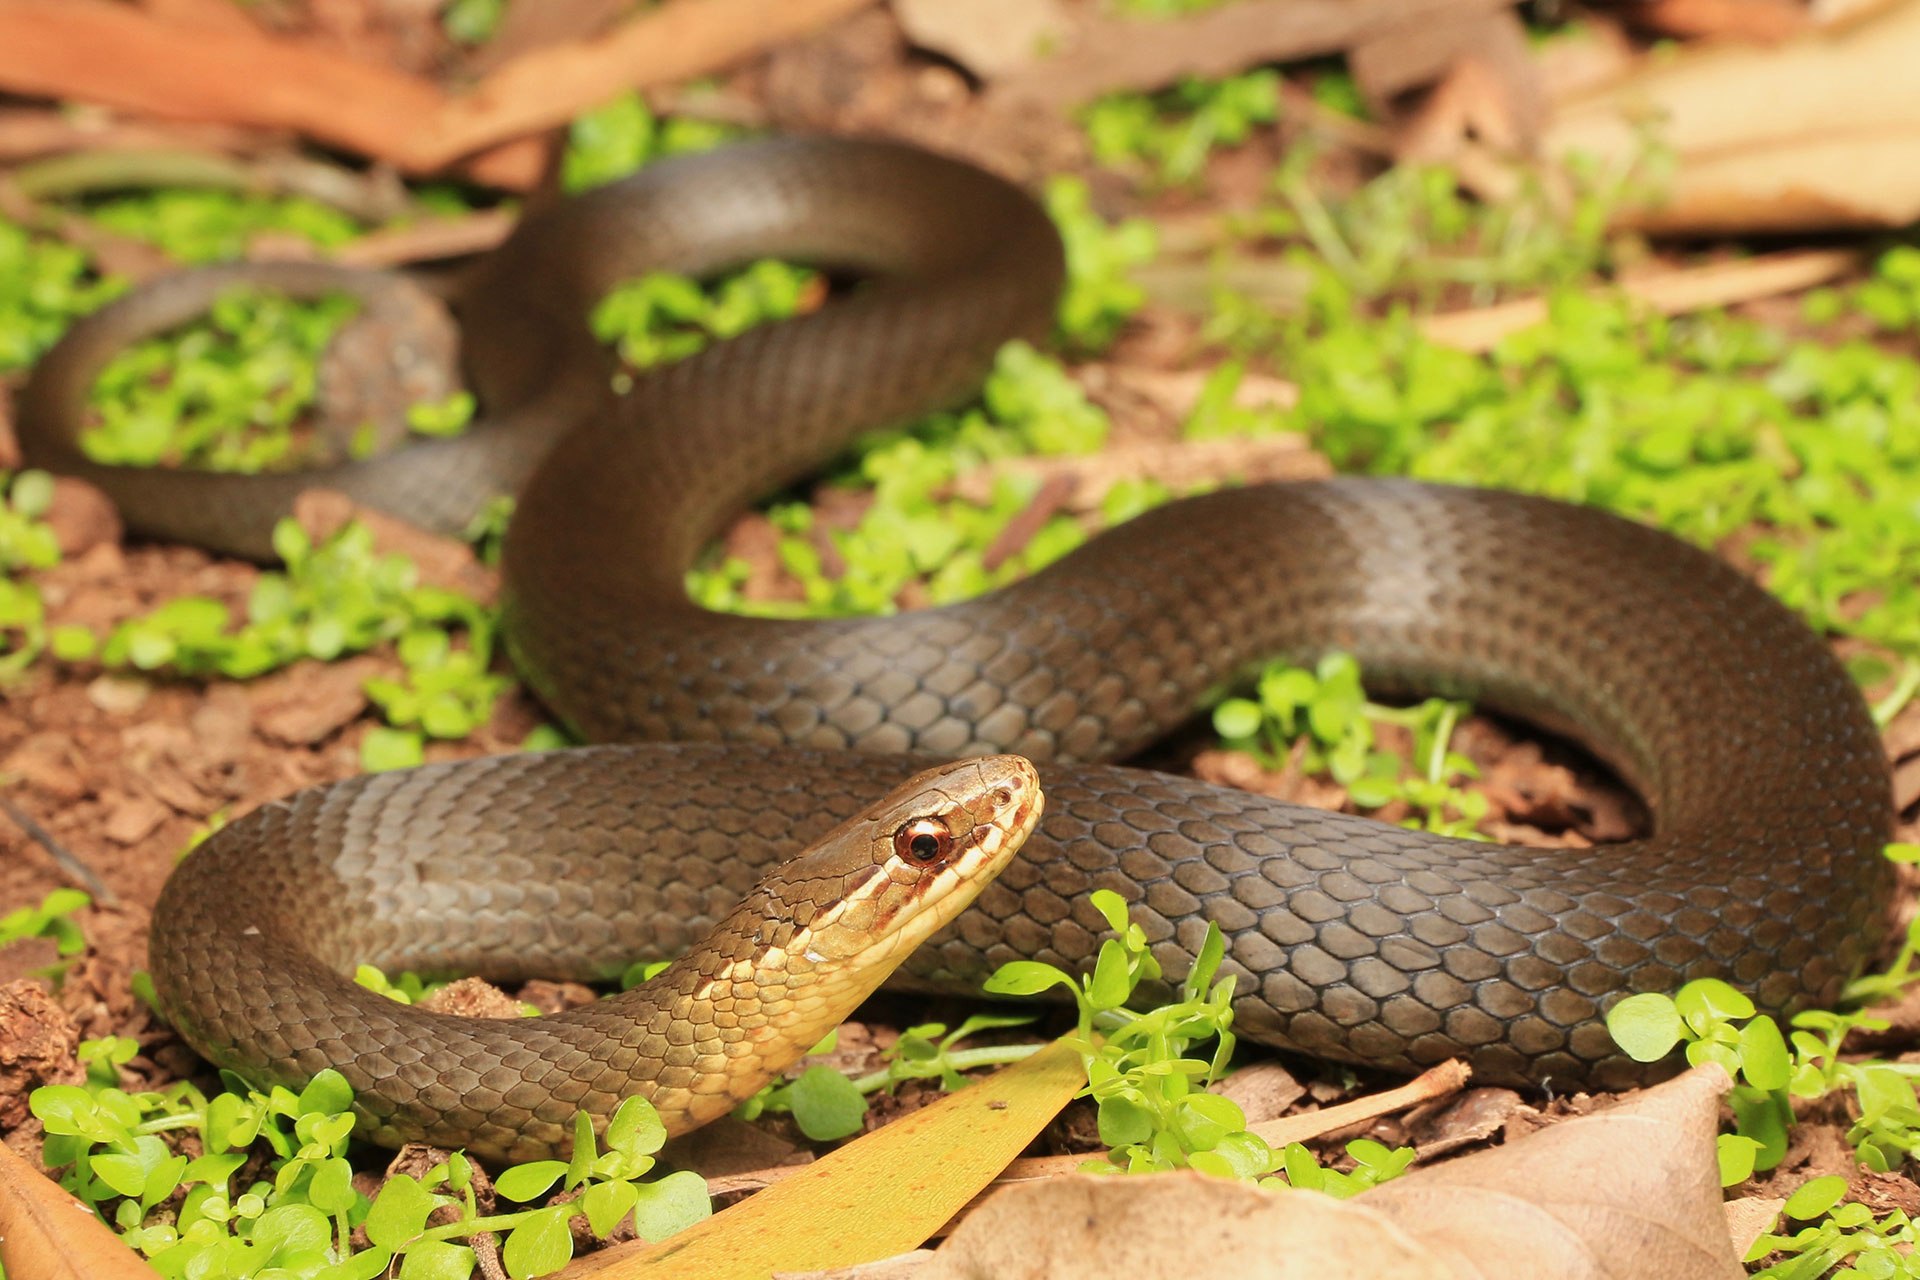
[{"left": 19, "top": 138, "right": 1895, "bottom": 1159}]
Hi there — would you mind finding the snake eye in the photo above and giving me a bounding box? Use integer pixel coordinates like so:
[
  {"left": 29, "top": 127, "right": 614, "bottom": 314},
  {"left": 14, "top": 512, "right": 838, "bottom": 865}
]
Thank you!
[{"left": 894, "top": 817, "right": 954, "bottom": 865}]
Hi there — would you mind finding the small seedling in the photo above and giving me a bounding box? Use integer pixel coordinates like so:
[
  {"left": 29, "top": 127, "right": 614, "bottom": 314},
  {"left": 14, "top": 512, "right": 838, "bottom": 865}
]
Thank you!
[
  {"left": 29, "top": 1065, "right": 707, "bottom": 1279},
  {"left": 1212, "top": 652, "right": 1486, "bottom": 837}
]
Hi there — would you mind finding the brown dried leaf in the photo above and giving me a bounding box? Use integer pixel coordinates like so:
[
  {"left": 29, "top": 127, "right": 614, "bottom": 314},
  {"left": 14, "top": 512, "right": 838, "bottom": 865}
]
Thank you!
[
  {"left": 988, "top": 0, "right": 1513, "bottom": 111},
  {"left": 922, "top": 1067, "right": 1742, "bottom": 1280},
  {"left": 0, "top": 1129, "right": 154, "bottom": 1280},
  {"left": 1547, "top": 0, "right": 1920, "bottom": 232},
  {"left": 1353, "top": 6, "right": 1543, "bottom": 152},
  {"left": 891, "top": 0, "right": 1071, "bottom": 79}
]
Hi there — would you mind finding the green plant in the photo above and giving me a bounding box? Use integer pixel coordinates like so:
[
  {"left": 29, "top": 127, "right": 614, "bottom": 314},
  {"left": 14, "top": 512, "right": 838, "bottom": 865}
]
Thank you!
[
  {"left": 0, "top": 216, "right": 126, "bottom": 372},
  {"left": 1081, "top": 70, "right": 1281, "bottom": 187},
  {"left": 735, "top": 1016, "right": 1042, "bottom": 1141},
  {"left": 0, "top": 469, "right": 62, "bottom": 676},
  {"left": 29, "top": 1065, "right": 706, "bottom": 1279},
  {"left": 1212, "top": 653, "right": 1487, "bottom": 837},
  {"left": 0, "top": 887, "right": 89, "bottom": 959},
  {"left": 1044, "top": 175, "right": 1159, "bottom": 351},
  {"left": 1605, "top": 897, "right": 1920, "bottom": 1190},
  {"left": 561, "top": 92, "right": 744, "bottom": 194},
  {"left": 1746, "top": 1177, "right": 1920, "bottom": 1278},
  {"left": 984, "top": 889, "right": 1415, "bottom": 1190},
  {"left": 82, "top": 288, "right": 359, "bottom": 471},
  {"left": 686, "top": 340, "right": 1112, "bottom": 618},
  {"left": 590, "top": 259, "right": 819, "bottom": 372},
  {"left": 1274, "top": 1138, "right": 1416, "bottom": 1199},
  {"left": 441, "top": 0, "right": 504, "bottom": 44},
  {"left": 81, "top": 189, "right": 363, "bottom": 264},
  {"left": 53, "top": 517, "right": 506, "bottom": 768}
]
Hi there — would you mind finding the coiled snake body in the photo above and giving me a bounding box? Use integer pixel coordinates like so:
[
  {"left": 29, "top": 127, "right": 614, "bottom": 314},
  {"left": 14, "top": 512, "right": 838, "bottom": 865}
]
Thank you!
[{"left": 20, "top": 139, "right": 1895, "bottom": 1158}]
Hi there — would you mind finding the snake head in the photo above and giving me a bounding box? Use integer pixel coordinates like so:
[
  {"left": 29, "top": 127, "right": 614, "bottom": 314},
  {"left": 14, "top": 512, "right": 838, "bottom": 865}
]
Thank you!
[{"left": 778, "top": 754, "right": 1043, "bottom": 969}]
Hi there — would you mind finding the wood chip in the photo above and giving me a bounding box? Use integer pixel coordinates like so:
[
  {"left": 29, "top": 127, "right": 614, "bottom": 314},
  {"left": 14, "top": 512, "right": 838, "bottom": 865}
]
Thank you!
[
  {"left": 988, "top": 0, "right": 1514, "bottom": 111},
  {"left": 1207, "top": 1061, "right": 1306, "bottom": 1125},
  {"left": 418, "top": 976, "right": 524, "bottom": 1020},
  {"left": 247, "top": 655, "right": 384, "bottom": 747},
  {"left": 0, "top": 979, "right": 83, "bottom": 1130},
  {"left": 1410, "top": 1086, "right": 1526, "bottom": 1159}
]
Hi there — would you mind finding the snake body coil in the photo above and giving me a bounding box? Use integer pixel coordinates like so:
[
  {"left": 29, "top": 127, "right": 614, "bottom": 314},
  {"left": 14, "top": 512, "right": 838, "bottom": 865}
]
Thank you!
[{"left": 21, "top": 138, "right": 1895, "bottom": 1154}]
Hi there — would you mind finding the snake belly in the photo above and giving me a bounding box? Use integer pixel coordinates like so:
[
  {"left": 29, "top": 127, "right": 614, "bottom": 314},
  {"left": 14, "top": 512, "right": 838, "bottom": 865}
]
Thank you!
[{"left": 22, "top": 138, "right": 1894, "bottom": 1143}]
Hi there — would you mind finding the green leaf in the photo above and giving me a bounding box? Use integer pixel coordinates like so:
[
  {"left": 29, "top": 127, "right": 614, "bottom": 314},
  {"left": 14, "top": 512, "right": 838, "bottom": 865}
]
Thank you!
[
  {"left": 627, "top": 1169, "right": 711, "bottom": 1243},
  {"left": 1181, "top": 923, "right": 1227, "bottom": 1004},
  {"left": 1211, "top": 698, "right": 1263, "bottom": 741},
  {"left": 566, "top": 1112, "right": 597, "bottom": 1189},
  {"left": 1736, "top": 1016, "right": 1792, "bottom": 1092},
  {"left": 298, "top": 1069, "right": 354, "bottom": 1117},
  {"left": 1095, "top": 1093, "right": 1154, "bottom": 1147},
  {"left": 1674, "top": 978, "right": 1755, "bottom": 1030},
  {"left": 983, "top": 961, "right": 1077, "bottom": 997},
  {"left": 361, "top": 727, "right": 426, "bottom": 772},
  {"left": 1087, "top": 939, "right": 1133, "bottom": 1009},
  {"left": 502, "top": 1203, "right": 575, "bottom": 1280},
  {"left": 253, "top": 1202, "right": 331, "bottom": 1263},
  {"left": 365, "top": 1174, "right": 437, "bottom": 1248},
  {"left": 1782, "top": 1174, "right": 1848, "bottom": 1221},
  {"left": 582, "top": 1178, "right": 641, "bottom": 1238},
  {"left": 1605, "top": 993, "right": 1683, "bottom": 1062},
  {"left": 1174, "top": 1092, "right": 1246, "bottom": 1151},
  {"left": 322, "top": 1245, "right": 396, "bottom": 1280},
  {"left": 606, "top": 1096, "right": 667, "bottom": 1158},
  {"left": 787, "top": 1066, "right": 867, "bottom": 1141},
  {"left": 28, "top": 1084, "right": 96, "bottom": 1136},
  {"left": 308, "top": 1156, "right": 358, "bottom": 1214},
  {"left": 1089, "top": 889, "right": 1131, "bottom": 935},
  {"left": 494, "top": 1160, "right": 568, "bottom": 1203},
  {"left": 1729, "top": 1089, "right": 1791, "bottom": 1173},
  {"left": 92, "top": 1150, "right": 152, "bottom": 1198},
  {"left": 1716, "top": 1135, "right": 1762, "bottom": 1188},
  {"left": 398, "top": 1239, "right": 476, "bottom": 1280}
]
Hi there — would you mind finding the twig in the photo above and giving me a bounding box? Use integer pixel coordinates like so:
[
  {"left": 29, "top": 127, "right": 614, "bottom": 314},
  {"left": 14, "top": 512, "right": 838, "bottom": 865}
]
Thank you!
[
  {"left": 330, "top": 209, "right": 516, "bottom": 268},
  {"left": 0, "top": 791, "right": 118, "bottom": 907},
  {"left": 1420, "top": 248, "right": 1863, "bottom": 353},
  {"left": 1247, "top": 1059, "right": 1471, "bottom": 1148}
]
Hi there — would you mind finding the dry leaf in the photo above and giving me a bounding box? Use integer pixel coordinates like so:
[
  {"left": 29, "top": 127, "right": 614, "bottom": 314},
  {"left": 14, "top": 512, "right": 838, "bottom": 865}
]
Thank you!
[
  {"left": 920, "top": 1066, "right": 1742, "bottom": 1280},
  {"left": 1352, "top": 5, "right": 1543, "bottom": 153},
  {"left": 1547, "top": 0, "right": 1920, "bottom": 232},
  {"left": 0, "top": 0, "right": 875, "bottom": 182},
  {"left": 891, "top": 0, "right": 1071, "bottom": 79},
  {"left": 0, "top": 1138, "right": 157, "bottom": 1280},
  {"left": 1724, "top": 1196, "right": 1787, "bottom": 1258},
  {"left": 925, "top": 1174, "right": 1434, "bottom": 1279},
  {"left": 987, "top": 0, "right": 1513, "bottom": 112}
]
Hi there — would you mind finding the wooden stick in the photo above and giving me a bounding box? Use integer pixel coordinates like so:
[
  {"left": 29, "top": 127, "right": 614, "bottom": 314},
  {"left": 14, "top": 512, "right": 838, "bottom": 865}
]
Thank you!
[{"left": 1420, "top": 248, "right": 1861, "bottom": 352}]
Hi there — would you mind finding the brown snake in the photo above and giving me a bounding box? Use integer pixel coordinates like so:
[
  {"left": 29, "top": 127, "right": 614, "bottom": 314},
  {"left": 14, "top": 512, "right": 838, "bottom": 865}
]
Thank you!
[{"left": 18, "top": 137, "right": 1896, "bottom": 1160}]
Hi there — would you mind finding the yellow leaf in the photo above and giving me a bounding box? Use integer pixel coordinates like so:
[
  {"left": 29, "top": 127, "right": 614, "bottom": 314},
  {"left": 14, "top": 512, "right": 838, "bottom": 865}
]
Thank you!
[{"left": 561, "top": 1038, "right": 1085, "bottom": 1279}]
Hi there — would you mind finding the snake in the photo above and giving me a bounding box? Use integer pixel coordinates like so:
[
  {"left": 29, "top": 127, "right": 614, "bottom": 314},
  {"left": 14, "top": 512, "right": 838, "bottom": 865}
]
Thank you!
[{"left": 19, "top": 137, "right": 1896, "bottom": 1160}]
